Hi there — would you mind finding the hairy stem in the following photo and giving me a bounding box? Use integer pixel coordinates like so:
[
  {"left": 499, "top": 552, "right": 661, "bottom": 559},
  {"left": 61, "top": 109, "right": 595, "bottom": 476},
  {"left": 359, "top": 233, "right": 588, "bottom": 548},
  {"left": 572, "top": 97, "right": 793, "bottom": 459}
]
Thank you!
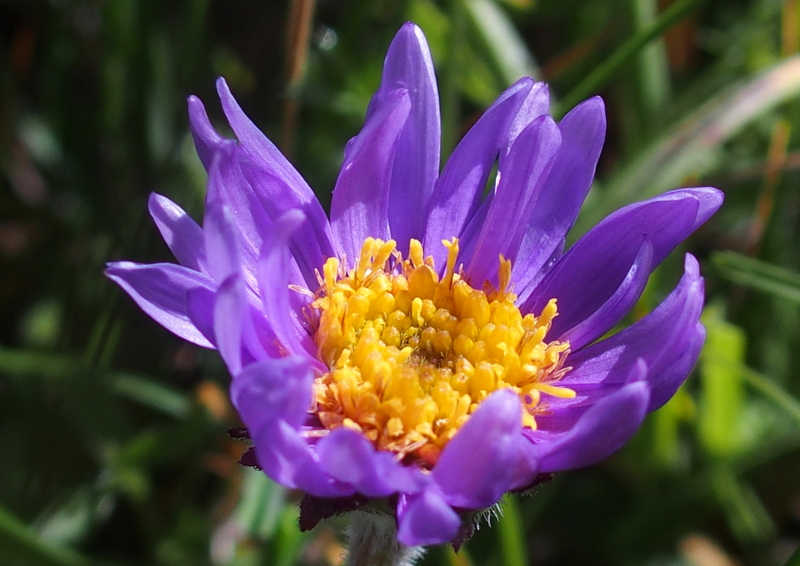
[{"left": 343, "top": 511, "right": 424, "bottom": 566}]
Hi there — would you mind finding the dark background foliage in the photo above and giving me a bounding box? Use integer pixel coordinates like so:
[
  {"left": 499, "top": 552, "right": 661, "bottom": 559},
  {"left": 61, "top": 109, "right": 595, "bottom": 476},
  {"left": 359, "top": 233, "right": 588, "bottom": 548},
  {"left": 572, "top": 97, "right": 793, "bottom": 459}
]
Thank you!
[{"left": 1, "top": 0, "right": 800, "bottom": 565}]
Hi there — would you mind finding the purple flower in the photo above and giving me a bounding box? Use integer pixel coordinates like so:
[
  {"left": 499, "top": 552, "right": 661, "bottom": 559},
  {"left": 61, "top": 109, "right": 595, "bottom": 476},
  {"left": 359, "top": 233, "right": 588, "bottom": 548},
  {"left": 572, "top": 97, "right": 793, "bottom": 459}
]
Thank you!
[{"left": 106, "top": 23, "right": 722, "bottom": 546}]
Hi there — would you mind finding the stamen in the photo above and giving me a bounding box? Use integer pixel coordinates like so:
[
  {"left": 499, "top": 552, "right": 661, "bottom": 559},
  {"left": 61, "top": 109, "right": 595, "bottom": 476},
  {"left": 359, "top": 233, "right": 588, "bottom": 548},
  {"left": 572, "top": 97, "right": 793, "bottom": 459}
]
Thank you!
[{"left": 311, "top": 238, "right": 572, "bottom": 466}]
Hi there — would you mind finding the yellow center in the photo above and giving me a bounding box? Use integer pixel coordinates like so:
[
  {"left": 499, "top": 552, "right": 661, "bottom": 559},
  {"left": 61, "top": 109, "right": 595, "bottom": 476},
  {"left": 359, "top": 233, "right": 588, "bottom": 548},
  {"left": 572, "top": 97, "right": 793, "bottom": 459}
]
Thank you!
[{"left": 310, "top": 237, "right": 573, "bottom": 467}]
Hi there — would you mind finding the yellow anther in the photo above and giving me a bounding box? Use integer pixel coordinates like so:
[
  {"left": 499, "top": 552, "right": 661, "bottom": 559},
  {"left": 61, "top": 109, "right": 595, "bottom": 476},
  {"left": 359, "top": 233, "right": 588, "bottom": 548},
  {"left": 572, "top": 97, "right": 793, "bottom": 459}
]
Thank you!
[{"left": 311, "top": 238, "right": 572, "bottom": 467}]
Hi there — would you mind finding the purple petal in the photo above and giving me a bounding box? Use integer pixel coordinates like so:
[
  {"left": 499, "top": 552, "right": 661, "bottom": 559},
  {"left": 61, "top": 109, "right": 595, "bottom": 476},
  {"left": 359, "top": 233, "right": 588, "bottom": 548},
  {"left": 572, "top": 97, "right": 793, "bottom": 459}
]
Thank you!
[
  {"left": 423, "top": 78, "right": 533, "bottom": 267},
  {"left": 148, "top": 193, "right": 207, "bottom": 272},
  {"left": 105, "top": 262, "right": 215, "bottom": 348},
  {"left": 509, "top": 435, "right": 541, "bottom": 491},
  {"left": 203, "top": 197, "right": 243, "bottom": 285},
  {"left": 558, "top": 237, "right": 654, "bottom": 350},
  {"left": 230, "top": 359, "right": 352, "bottom": 497},
  {"left": 397, "top": 490, "right": 461, "bottom": 546},
  {"left": 254, "top": 420, "right": 351, "bottom": 497},
  {"left": 214, "top": 274, "right": 246, "bottom": 375},
  {"left": 230, "top": 356, "right": 314, "bottom": 428},
  {"left": 648, "top": 322, "right": 705, "bottom": 411},
  {"left": 523, "top": 187, "right": 720, "bottom": 340},
  {"left": 538, "top": 362, "right": 649, "bottom": 472},
  {"left": 330, "top": 89, "right": 411, "bottom": 262},
  {"left": 563, "top": 254, "right": 705, "bottom": 412},
  {"left": 204, "top": 147, "right": 272, "bottom": 290},
  {"left": 504, "top": 82, "right": 550, "bottom": 154},
  {"left": 316, "top": 428, "right": 425, "bottom": 497},
  {"left": 433, "top": 388, "right": 521, "bottom": 509},
  {"left": 368, "top": 22, "right": 440, "bottom": 248},
  {"left": 464, "top": 115, "right": 561, "bottom": 285},
  {"left": 239, "top": 160, "right": 334, "bottom": 289},
  {"left": 186, "top": 286, "right": 215, "bottom": 346},
  {"left": 514, "top": 97, "right": 607, "bottom": 300},
  {"left": 258, "top": 210, "right": 323, "bottom": 368},
  {"left": 188, "top": 95, "right": 227, "bottom": 170},
  {"left": 216, "top": 77, "right": 317, "bottom": 201}
]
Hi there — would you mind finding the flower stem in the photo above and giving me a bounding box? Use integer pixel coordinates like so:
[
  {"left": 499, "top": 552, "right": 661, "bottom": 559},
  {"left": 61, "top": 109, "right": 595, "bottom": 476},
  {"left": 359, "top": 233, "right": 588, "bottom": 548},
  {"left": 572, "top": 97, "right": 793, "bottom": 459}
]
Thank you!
[{"left": 343, "top": 511, "right": 423, "bottom": 566}]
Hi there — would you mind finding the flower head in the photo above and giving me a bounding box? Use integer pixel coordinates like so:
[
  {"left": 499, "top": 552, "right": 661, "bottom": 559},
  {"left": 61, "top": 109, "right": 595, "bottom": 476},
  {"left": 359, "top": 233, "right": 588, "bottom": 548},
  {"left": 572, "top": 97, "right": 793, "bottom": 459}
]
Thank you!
[{"left": 107, "top": 23, "right": 722, "bottom": 546}]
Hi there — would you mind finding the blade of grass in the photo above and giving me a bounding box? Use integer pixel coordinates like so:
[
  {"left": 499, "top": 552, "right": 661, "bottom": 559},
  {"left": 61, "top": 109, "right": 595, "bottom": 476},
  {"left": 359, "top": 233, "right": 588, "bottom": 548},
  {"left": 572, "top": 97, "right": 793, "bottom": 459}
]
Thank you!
[
  {"left": 464, "top": 0, "right": 540, "bottom": 84},
  {"left": 0, "top": 503, "right": 100, "bottom": 566},
  {"left": 498, "top": 495, "right": 527, "bottom": 566},
  {"left": 595, "top": 54, "right": 800, "bottom": 223},
  {"left": 713, "top": 251, "right": 800, "bottom": 304},
  {"left": 555, "top": 0, "right": 708, "bottom": 116}
]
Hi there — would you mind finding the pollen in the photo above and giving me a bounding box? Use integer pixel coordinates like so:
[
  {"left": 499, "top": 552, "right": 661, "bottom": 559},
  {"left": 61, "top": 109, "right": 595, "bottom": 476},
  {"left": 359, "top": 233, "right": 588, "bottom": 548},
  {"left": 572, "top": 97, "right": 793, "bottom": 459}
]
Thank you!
[{"left": 310, "top": 238, "right": 572, "bottom": 467}]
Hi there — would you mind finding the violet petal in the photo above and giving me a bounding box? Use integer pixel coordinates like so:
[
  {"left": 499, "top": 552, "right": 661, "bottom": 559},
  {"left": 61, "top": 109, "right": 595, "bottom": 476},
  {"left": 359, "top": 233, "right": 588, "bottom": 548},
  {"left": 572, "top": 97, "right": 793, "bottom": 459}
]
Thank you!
[
  {"left": 513, "top": 96, "right": 607, "bottom": 300},
  {"left": 230, "top": 356, "right": 314, "bottom": 428},
  {"left": 433, "top": 388, "right": 521, "bottom": 509},
  {"left": 148, "top": 193, "right": 207, "bottom": 272},
  {"left": 105, "top": 261, "right": 214, "bottom": 348},
  {"left": 423, "top": 78, "right": 532, "bottom": 268},
  {"left": 370, "top": 22, "right": 441, "bottom": 248},
  {"left": 524, "top": 188, "right": 720, "bottom": 339},
  {"left": 330, "top": 89, "right": 411, "bottom": 262},
  {"left": 396, "top": 490, "right": 461, "bottom": 547},
  {"left": 563, "top": 254, "right": 705, "bottom": 412},
  {"left": 316, "top": 428, "right": 425, "bottom": 497},
  {"left": 214, "top": 274, "right": 246, "bottom": 375},
  {"left": 558, "top": 237, "right": 654, "bottom": 350},
  {"left": 188, "top": 95, "right": 226, "bottom": 170},
  {"left": 465, "top": 115, "right": 560, "bottom": 285},
  {"left": 257, "top": 210, "right": 323, "bottom": 368},
  {"left": 538, "top": 362, "right": 650, "bottom": 472}
]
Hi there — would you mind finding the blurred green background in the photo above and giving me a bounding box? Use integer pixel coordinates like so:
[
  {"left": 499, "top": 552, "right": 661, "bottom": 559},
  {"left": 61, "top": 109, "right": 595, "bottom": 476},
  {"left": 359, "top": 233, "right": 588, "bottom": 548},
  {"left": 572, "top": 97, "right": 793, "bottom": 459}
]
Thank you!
[{"left": 2, "top": 0, "right": 800, "bottom": 564}]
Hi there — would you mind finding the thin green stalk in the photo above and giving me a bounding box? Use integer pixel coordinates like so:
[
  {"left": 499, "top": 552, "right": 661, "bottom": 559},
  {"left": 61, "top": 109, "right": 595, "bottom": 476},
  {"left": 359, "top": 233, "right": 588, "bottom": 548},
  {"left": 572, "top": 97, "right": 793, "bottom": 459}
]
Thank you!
[
  {"left": 556, "top": 0, "right": 708, "bottom": 116},
  {"left": 739, "top": 367, "right": 800, "bottom": 427},
  {"left": 498, "top": 495, "right": 527, "bottom": 566}
]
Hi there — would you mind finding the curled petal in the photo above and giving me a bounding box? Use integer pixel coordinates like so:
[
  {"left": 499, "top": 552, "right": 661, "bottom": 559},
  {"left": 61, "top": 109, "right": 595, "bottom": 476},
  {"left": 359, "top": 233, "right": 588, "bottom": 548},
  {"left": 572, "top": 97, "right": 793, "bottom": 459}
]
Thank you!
[
  {"left": 148, "top": 193, "right": 207, "bottom": 272},
  {"left": 433, "top": 388, "right": 521, "bottom": 509},
  {"left": 538, "top": 362, "right": 650, "bottom": 472},
  {"left": 316, "top": 428, "right": 427, "bottom": 497},
  {"left": 105, "top": 262, "right": 214, "bottom": 348},
  {"left": 252, "top": 420, "right": 351, "bottom": 498},
  {"left": 240, "top": 161, "right": 334, "bottom": 289},
  {"left": 330, "top": 89, "right": 411, "bottom": 262},
  {"left": 563, "top": 254, "right": 705, "bottom": 412},
  {"left": 524, "top": 187, "right": 721, "bottom": 339},
  {"left": 230, "top": 359, "right": 352, "bottom": 497},
  {"left": 397, "top": 490, "right": 461, "bottom": 547},
  {"left": 504, "top": 81, "right": 550, "bottom": 154},
  {"left": 558, "top": 237, "right": 654, "bottom": 350},
  {"left": 230, "top": 356, "right": 314, "bottom": 428}
]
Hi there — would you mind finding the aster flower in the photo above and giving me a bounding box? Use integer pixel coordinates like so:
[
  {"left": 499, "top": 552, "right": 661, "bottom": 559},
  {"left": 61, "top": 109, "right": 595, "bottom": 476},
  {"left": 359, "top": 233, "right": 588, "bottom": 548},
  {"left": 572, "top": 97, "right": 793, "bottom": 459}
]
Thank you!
[{"left": 106, "top": 22, "right": 722, "bottom": 554}]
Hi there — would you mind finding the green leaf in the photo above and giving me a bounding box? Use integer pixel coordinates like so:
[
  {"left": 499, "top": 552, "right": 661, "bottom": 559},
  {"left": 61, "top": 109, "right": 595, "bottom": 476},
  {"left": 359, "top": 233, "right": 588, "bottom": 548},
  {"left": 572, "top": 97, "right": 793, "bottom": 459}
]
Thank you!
[{"left": 698, "top": 306, "right": 746, "bottom": 458}]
